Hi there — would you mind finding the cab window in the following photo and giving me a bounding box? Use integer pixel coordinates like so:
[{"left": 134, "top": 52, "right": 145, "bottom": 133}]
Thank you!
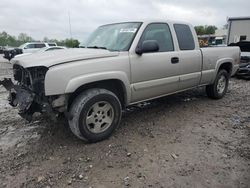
[
  {"left": 174, "top": 24, "right": 195, "bottom": 50},
  {"left": 139, "top": 23, "right": 174, "bottom": 52}
]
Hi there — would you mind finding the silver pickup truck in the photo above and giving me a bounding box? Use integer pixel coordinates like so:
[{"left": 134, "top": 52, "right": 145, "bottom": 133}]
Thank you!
[{"left": 0, "top": 20, "right": 240, "bottom": 142}]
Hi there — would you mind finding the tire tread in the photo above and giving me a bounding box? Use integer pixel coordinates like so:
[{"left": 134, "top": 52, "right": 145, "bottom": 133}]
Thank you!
[{"left": 68, "top": 88, "right": 121, "bottom": 142}]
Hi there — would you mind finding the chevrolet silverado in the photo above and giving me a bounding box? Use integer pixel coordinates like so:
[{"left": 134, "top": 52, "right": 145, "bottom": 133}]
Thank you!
[{"left": 0, "top": 20, "right": 240, "bottom": 142}]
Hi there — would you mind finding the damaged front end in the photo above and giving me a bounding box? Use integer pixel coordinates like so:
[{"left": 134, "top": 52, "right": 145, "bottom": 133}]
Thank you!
[{"left": 0, "top": 65, "right": 57, "bottom": 121}]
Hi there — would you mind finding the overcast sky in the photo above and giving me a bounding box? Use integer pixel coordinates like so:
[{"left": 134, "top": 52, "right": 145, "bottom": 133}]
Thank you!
[{"left": 0, "top": 0, "right": 249, "bottom": 42}]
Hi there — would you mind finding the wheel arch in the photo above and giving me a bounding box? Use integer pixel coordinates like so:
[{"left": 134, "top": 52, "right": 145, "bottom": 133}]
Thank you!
[
  {"left": 212, "top": 59, "right": 233, "bottom": 83},
  {"left": 67, "top": 78, "right": 129, "bottom": 110},
  {"left": 216, "top": 59, "right": 233, "bottom": 74}
]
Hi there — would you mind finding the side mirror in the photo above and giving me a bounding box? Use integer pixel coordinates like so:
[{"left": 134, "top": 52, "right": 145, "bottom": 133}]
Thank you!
[
  {"left": 24, "top": 47, "right": 27, "bottom": 49},
  {"left": 136, "top": 40, "right": 159, "bottom": 55}
]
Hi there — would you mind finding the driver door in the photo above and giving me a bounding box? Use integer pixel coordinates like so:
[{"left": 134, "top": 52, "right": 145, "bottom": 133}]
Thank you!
[{"left": 129, "top": 23, "right": 180, "bottom": 103}]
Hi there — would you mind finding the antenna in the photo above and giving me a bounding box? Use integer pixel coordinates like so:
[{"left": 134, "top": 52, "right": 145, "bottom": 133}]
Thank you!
[{"left": 68, "top": 11, "right": 72, "bottom": 39}]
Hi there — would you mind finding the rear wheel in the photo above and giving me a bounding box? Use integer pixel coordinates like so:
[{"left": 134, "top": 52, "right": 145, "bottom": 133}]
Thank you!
[
  {"left": 206, "top": 69, "right": 229, "bottom": 99},
  {"left": 68, "top": 88, "right": 122, "bottom": 142}
]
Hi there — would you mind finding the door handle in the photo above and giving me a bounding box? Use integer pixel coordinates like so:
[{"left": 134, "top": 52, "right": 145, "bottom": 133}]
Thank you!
[{"left": 171, "top": 57, "right": 179, "bottom": 64}]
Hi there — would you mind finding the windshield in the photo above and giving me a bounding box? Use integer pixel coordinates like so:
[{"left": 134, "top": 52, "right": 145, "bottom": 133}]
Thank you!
[{"left": 85, "top": 22, "right": 142, "bottom": 51}]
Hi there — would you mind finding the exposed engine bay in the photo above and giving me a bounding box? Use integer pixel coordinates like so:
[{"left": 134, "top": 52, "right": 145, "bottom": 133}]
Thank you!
[{"left": 0, "top": 65, "right": 62, "bottom": 121}]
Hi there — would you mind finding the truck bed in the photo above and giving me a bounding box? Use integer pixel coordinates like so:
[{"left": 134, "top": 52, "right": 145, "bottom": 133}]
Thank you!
[{"left": 199, "top": 46, "right": 240, "bottom": 85}]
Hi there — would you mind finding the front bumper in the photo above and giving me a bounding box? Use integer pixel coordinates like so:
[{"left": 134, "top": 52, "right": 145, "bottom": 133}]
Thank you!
[
  {"left": 0, "top": 78, "right": 67, "bottom": 121},
  {"left": 0, "top": 78, "right": 36, "bottom": 120}
]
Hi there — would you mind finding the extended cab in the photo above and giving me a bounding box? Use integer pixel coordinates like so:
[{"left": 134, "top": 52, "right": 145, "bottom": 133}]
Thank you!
[{"left": 0, "top": 20, "right": 240, "bottom": 142}]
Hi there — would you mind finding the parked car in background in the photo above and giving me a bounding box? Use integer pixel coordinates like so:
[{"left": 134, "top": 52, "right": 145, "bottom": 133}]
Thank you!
[
  {"left": 3, "top": 47, "right": 23, "bottom": 61},
  {"left": 19, "top": 42, "right": 57, "bottom": 54},
  {"left": 237, "top": 56, "right": 250, "bottom": 79},
  {"left": 229, "top": 41, "right": 250, "bottom": 79},
  {"left": 0, "top": 46, "right": 5, "bottom": 54},
  {"left": 3, "top": 42, "right": 58, "bottom": 61},
  {"left": 0, "top": 19, "right": 240, "bottom": 142},
  {"left": 14, "top": 46, "right": 66, "bottom": 58}
]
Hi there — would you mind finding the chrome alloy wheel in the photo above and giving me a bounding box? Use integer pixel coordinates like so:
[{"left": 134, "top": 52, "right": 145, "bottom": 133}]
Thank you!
[
  {"left": 85, "top": 101, "right": 114, "bottom": 134},
  {"left": 217, "top": 75, "right": 226, "bottom": 94}
]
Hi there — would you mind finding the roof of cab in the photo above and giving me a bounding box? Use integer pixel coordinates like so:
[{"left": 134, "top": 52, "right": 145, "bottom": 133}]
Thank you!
[{"left": 100, "top": 19, "right": 193, "bottom": 27}]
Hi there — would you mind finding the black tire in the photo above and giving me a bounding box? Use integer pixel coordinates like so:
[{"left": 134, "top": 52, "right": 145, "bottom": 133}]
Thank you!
[
  {"left": 68, "top": 88, "right": 122, "bottom": 142},
  {"left": 206, "top": 69, "right": 229, "bottom": 99}
]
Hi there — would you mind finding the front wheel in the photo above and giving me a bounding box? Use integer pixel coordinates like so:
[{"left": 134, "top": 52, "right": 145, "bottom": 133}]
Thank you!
[
  {"left": 206, "top": 69, "right": 229, "bottom": 99},
  {"left": 68, "top": 88, "right": 122, "bottom": 142}
]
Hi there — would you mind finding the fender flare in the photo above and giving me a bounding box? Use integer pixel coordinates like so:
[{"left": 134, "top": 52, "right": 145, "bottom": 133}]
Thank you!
[
  {"left": 212, "top": 58, "right": 233, "bottom": 82},
  {"left": 65, "top": 71, "right": 131, "bottom": 104}
]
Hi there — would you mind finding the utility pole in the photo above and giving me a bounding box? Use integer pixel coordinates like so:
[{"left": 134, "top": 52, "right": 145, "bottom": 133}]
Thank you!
[{"left": 68, "top": 11, "right": 72, "bottom": 39}]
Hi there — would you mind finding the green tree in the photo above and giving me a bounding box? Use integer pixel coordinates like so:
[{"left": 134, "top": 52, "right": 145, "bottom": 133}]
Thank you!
[
  {"left": 205, "top": 25, "right": 217, "bottom": 35},
  {"left": 18, "top": 33, "right": 33, "bottom": 43},
  {"left": 65, "top": 38, "right": 80, "bottom": 48},
  {"left": 0, "top": 31, "right": 17, "bottom": 46},
  {"left": 49, "top": 39, "right": 66, "bottom": 46},
  {"left": 194, "top": 26, "right": 205, "bottom": 35},
  {"left": 0, "top": 31, "right": 80, "bottom": 48},
  {"left": 194, "top": 25, "right": 218, "bottom": 35}
]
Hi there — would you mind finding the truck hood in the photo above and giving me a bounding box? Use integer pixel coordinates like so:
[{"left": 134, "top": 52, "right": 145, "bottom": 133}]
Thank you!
[{"left": 11, "top": 48, "right": 119, "bottom": 68}]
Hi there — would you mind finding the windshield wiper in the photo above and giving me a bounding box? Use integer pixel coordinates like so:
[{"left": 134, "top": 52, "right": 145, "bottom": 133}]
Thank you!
[{"left": 87, "top": 46, "right": 107, "bottom": 50}]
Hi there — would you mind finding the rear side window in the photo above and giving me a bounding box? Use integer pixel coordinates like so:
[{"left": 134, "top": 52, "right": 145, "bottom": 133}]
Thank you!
[
  {"left": 139, "top": 23, "right": 174, "bottom": 52},
  {"left": 26, "top": 44, "right": 35, "bottom": 49},
  {"left": 35, "top": 43, "right": 46, "bottom": 48},
  {"left": 48, "top": 43, "right": 56, "bottom": 46},
  {"left": 174, "top": 24, "right": 195, "bottom": 50}
]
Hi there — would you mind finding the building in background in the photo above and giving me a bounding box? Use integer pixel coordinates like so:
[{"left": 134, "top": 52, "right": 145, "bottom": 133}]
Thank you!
[
  {"left": 214, "top": 29, "right": 227, "bottom": 45},
  {"left": 198, "top": 29, "right": 227, "bottom": 47},
  {"left": 227, "top": 17, "right": 250, "bottom": 45}
]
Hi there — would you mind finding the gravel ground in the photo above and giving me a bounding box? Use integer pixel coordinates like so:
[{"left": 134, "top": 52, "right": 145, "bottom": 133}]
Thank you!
[
  {"left": 0, "top": 62, "right": 249, "bottom": 188},
  {"left": 0, "top": 54, "right": 8, "bottom": 63}
]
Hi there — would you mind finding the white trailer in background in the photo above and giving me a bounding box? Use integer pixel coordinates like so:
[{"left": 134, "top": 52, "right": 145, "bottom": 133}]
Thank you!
[{"left": 227, "top": 17, "right": 250, "bottom": 45}]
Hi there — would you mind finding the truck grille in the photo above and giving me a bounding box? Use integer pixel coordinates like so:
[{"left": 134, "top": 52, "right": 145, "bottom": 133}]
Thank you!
[{"left": 13, "top": 64, "right": 48, "bottom": 94}]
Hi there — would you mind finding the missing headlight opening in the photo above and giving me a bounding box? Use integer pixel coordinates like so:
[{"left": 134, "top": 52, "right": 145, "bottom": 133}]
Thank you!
[{"left": 0, "top": 65, "right": 59, "bottom": 121}]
